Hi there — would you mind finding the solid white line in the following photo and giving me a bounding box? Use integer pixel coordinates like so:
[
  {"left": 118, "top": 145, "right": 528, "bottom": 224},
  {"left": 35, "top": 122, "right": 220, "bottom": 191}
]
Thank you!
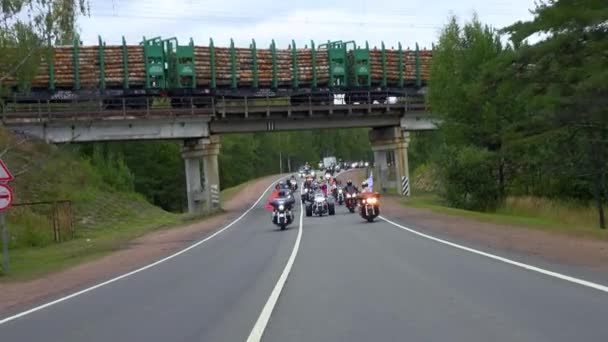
[
  {"left": 246, "top": 202, "right": 304, "bottom": 342},
  {"left": 379, "top": 216, "right": 608, "bottom": 293},
  {"left": 0, "top": 177, "right": 283, "bottom": 325}
]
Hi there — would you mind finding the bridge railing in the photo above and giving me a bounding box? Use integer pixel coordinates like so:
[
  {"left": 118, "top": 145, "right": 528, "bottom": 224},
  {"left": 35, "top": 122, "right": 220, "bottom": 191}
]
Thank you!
[{"left": 1, "top": 92, "right": 428, "bottom": 122}]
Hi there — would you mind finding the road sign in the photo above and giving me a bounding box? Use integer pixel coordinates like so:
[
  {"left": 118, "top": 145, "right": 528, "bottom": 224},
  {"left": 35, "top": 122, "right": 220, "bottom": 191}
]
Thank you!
[
  {"left": 0, "top": 184, "right": 13, "bottom": 211},
  {"left": 0, "top": 159, "right": 13, "bottom": 182}
]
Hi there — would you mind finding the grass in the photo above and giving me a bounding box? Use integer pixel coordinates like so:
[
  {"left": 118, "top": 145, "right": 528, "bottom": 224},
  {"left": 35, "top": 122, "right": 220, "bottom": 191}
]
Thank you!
[
  {"left": 403, "top": 191, "right": 608, "bottom": 240},
  {"left": 0, "top": 177, "right": 268, "bottom": 281}
]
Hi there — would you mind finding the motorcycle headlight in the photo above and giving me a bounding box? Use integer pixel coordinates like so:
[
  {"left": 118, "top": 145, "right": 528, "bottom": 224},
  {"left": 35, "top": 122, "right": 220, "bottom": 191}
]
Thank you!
[
  {"left": 278, "top": 204, "right": 285, "bottom": 211},
  {"left": 346, "top": 193, "right": 352, "bottom": 198},
  {"left": 367, "top": 197, "right": 378, "bottom": 205},
  {"left": 338, "top": 189, "right": 343, "bottom": 193},
  {"left": 315, "top": 197, "right": 325, "bottom": 203},
  {"left": 303, "top": 188, "right": 308, "bottom": 193}
]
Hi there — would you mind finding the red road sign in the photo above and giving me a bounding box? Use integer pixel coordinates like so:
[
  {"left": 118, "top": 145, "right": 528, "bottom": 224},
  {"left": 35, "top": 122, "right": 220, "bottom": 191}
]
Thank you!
[
  {"left": 0, "top": 159, "right": 13, "bottom": 182},
  {"left": 0, "top": 184, "right": 13, "bottom": 211}
]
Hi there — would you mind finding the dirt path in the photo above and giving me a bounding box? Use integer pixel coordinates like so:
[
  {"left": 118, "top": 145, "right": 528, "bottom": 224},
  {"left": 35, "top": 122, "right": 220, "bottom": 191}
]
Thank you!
[
  {"left": 0, "top": 175, "right": 280, "bottom": 315},
  {"left": 337, "top": 169, "right": 608, "bottom": 273}
]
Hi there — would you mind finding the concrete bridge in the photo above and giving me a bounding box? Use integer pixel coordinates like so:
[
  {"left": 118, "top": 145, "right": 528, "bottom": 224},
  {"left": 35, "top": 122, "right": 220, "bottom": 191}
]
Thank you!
[{"left": 2, "top": 92, "right": 438, "bottom": 212}]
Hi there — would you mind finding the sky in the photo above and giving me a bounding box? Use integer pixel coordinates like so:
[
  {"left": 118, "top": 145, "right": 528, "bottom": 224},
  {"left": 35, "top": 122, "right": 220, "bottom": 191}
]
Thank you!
[{"left": 77, "top": 0, "right": 539, "bottom": 48}]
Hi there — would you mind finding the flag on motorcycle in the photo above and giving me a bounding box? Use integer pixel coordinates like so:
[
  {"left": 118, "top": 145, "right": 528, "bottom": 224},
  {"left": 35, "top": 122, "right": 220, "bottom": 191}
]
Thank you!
[{"left": 367, "top": 171, "right": 374, "bottom": 191}]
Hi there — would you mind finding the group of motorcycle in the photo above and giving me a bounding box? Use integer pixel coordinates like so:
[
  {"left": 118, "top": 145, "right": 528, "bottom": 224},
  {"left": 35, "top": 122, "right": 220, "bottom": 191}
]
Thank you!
[{"left": 270, "top": 168, "right": 381, "bottom": 230}]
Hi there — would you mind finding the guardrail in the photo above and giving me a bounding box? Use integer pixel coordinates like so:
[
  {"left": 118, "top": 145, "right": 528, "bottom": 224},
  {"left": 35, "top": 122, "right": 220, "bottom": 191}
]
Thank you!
[{"left": 1, "top": 92, "right": 429, "bottom": 122}]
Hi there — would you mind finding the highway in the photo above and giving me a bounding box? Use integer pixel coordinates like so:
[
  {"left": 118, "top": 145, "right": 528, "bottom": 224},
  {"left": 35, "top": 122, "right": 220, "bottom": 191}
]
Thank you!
[{"left": 1, "top": 182, "right": 608, "bottom": 341}]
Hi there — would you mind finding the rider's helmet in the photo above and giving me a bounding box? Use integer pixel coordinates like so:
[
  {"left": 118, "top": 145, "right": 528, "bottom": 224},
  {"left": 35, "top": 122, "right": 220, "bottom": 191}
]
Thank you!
[
  {"left": 361, "top": 181, "right": 368, "bottom": 189},
  {"left": 346, "top": 179, "right": 353, "bottom": 186}
]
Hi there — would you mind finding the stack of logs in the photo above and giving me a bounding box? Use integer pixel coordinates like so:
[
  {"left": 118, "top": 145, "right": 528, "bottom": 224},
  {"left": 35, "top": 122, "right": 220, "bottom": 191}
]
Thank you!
[
  {"left": 22, "top": 45, "right": 431, "bottom": 89},
  {"left": 368, "top": 49, "right": 432, "bottom": 84},
  {"left": 30, "top": 46, "right": 146, "bottom": 88},
  {"left": 194, "top": 47, "right": 330, "bottom": 87}
]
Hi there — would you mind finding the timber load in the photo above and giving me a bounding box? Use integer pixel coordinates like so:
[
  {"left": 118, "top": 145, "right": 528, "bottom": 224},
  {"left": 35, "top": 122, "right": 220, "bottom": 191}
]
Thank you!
[{"left": 5, "top": 36, "right": 432, "bottom": 92}]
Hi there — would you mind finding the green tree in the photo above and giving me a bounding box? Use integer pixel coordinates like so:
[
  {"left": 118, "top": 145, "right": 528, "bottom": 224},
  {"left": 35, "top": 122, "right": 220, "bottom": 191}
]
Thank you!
[
  {"left": 0, "top": 1, "right": 89, "bottom": 91},
  {"left": 502, "top": 0, "right": 608, "bottom": 228},
  {"left": 428, "top": 14, "right": 520, "bottom": 208}
]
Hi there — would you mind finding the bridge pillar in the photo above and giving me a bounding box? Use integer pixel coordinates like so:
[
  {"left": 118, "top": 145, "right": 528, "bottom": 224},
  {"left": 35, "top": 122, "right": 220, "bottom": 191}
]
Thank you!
[
  {"left": 202, "top": 135, "right": 221, "bottom": 212},
  {"left": 181, "top": 136, "right": 222, "bottom": 213},
  {"left": 182, "top": 139, "right": 206, "bottom": 213},
  {"left": 369, "top": 127, "right": 411, "bottom": 196}
]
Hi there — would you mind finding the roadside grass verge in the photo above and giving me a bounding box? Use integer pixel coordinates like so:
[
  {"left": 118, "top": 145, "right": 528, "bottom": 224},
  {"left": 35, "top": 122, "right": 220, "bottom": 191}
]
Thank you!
[
  {"left": 403, "top": 192, "right": 608, "bottom": 240},
  {"left": 0, "top": 179, "right": 264, "bottom": 281}
]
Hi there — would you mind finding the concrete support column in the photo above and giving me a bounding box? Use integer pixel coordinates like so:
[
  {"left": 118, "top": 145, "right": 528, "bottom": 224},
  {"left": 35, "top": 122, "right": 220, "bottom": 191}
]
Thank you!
[
  {"left": 373, "top": 150, "right": 388, "bottom": 193},
  {"left": 202, "top": 135, "right": 221, "bottom": 211},
  {"left": 393, "top": 132, "right": 411, "bottom": 196},
  {"left": 181, "top": 139, "right": 205, "bottom": 213},
  {"left": 369, "top": 127, "right": 411, "bottom": 196}
]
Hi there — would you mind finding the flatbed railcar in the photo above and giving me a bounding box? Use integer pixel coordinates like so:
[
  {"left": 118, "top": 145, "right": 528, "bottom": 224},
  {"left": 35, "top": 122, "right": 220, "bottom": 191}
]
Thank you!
[{"left": 2, "top": 36, "right": 432, "bottom": 108}]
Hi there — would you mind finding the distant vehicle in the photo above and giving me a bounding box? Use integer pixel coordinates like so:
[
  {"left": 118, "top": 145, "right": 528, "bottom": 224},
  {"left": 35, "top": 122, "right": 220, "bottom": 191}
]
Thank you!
[{"left": 323, "top": 156, "right": 337, "bottom": 170}]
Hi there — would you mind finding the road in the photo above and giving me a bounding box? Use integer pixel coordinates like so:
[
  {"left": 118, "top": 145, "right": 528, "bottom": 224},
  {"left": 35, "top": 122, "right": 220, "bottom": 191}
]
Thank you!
[{"left": 1, "top": 183, "right": 608, "bottom": 341}]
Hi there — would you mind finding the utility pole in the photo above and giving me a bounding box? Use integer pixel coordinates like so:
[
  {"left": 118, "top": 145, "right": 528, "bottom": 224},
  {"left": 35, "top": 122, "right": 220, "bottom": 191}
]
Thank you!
[{"left": 279, "top": 151, "right": 283, "bottom": 174}]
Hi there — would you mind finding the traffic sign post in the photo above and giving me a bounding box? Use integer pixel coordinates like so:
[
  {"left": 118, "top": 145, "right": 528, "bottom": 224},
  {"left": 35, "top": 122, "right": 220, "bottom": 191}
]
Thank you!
[
  {"left": 0, "top": 159, "right": 13, "bottom": 182},
  {"left": 0, "top": 159, "right": 12, "bottom": 274},
  {"left": 1, "top": 212, "right": 8, "bottom": 273},
  {"left": 0, "top": 184, "right": 13, "bottom": 212}
]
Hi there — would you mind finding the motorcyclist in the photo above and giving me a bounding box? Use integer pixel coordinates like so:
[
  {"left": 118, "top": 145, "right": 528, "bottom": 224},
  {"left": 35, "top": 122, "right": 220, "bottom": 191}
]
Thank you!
[
  {"left": 361, "top": 181, "right": 371, "bottom": 193},
  {"left": 344, "top": 179, "right": 359, "bottom": 194},
  {"left": 320, "top": 180, "right": 328, "bottom": 197}
]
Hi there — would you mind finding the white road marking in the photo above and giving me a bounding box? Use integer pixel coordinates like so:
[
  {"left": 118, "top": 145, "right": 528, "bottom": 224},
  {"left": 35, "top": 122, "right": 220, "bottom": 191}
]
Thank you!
[
  {"left": 0, "top": 177, "right": 283, "bottom": 325},
  {"left": 246, "top": 202, "right": 304, "bottom": 342},
  {"left": 380, "top": 216, "right": 608, "bottom": 293}
]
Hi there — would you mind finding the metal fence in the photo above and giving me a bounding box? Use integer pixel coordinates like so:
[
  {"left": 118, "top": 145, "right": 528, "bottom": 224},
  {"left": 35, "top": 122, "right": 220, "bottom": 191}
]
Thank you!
[{"left": 11, "top": 200, "right": 74, "bottom": 243}]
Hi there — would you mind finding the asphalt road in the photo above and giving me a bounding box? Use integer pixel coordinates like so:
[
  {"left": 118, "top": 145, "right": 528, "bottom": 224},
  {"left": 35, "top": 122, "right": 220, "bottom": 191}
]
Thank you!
[{"left": 1, "top": 185, "right": 608, "bottom": 341}]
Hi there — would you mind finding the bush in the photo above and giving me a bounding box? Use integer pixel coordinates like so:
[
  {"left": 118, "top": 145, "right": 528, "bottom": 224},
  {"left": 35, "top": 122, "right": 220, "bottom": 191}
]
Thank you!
[{"left": 436, "top": 145, "right": 501, "bottom": 211}]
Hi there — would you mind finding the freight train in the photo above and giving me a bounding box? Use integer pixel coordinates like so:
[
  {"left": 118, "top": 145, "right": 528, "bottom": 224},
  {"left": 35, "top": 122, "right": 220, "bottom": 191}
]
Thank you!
[{"left": 3, "top": 36, "right": 432, "bottom": 106}]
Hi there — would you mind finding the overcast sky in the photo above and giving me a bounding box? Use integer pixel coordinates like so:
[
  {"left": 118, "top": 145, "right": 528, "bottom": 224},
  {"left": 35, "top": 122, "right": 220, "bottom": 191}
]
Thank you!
[{"left": 77, "top": 0, "right": 538, "bottom": 48}]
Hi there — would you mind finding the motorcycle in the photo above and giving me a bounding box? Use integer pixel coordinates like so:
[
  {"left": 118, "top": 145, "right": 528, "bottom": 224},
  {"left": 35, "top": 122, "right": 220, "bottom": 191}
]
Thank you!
[
  {"left": 301, "top": 186, "right": 314, "bottom": 203},
  {"left": 305, "top": 191, "right": 335, "bottom": 217},
  {"left": 270, "top": 196, "right": 296, "bottom": 230},
  {"left": 359, "top": 192, "right": 380, "bottom": 222},
  {"left": 345, "top": 189, "right": 358, "bottom": 213},
  {"left": 336, "top": 187, "right": 345, "bottom": 205},
  {"left": 289, "top": 179, "right": 298, "bottom": 191}
]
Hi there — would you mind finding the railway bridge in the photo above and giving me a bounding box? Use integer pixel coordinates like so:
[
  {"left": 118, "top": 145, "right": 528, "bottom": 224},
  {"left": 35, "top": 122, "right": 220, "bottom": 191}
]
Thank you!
[{"left": 2, "top": 92, "right": 437, "bottom": 212}]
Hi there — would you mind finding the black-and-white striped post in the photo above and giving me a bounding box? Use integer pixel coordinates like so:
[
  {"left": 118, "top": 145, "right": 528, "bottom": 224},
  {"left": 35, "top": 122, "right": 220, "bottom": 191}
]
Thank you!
[
  {"left": 210, "top": 184, "right": 220, "bottom": 209},
  {"left": 401, "top": 176, "right": 410, "bottom": 196}
]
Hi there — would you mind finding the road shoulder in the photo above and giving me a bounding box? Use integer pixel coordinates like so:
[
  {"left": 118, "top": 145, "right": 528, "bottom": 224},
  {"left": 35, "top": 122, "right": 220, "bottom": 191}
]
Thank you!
[
  {"left": 0, "top": 175, "right": 278, "bottom": 316},
  {"left": 381, "top": 197, "right": 608, "bottom": 278}
]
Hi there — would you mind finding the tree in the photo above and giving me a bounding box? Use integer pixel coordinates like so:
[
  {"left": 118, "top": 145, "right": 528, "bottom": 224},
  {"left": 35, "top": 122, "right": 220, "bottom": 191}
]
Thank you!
[
  {"left": 0, "top": 1, "right": 89, "bottom": 91},
  {"left": 428, "top": 14, "right": 520, "bottom": 209},
  {"left": 502, "top": 0, "right": 608, "bottom": 228}
]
